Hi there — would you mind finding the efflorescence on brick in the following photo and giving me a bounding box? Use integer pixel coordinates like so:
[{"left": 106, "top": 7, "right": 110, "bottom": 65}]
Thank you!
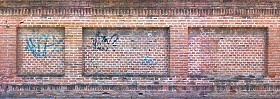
[{"left": 0, "top": 0, "right": 280, "bottom": 98}]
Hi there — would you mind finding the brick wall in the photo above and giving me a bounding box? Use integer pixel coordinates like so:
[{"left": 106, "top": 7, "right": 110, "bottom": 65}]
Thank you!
[
  {"left": 17, "top": 27, "right": 65, "bottom": 76},
  {"left": 83, "top": 28, "right": 169, "bottom": 76},
  {"left": 188, "top": 27, "right": 267, "bottom": 77},
  {"left": 0, "top": 0, "right": 280, "bottom": 98}
]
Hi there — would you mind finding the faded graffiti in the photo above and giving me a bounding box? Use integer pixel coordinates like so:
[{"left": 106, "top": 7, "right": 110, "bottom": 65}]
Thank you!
[
  {"left": 25, "top": 34, "right": 63, "bottom": 58},
  {"left": 91, "top": 31, "right": 119, "bottom": 51},
  {"left": 141, "top": 54, "right": 156, "bottom": 65}
]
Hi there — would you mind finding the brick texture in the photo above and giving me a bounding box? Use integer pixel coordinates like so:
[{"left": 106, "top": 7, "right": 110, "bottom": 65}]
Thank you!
[
  {"left": 0, "top": 0, "right": 280, "bottom": 98},
  {"left": 83, "top": 28, "right": 169, "bottom": 76},
  {"left": 17, "top": 27, "right": 65, "bottom": 76},
  {"left": 188, "top": 27, "right": 267, "bottom": 77}
]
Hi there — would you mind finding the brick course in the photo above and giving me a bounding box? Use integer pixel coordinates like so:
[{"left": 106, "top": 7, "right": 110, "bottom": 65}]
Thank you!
[{"left": 0, "top": 0, "right": 280, "bottom": 98}]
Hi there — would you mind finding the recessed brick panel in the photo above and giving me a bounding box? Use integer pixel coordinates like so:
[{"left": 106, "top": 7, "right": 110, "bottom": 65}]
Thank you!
[
  {"left": 188, "top": 28, "right": 267, "bottom": 76},
  {"left": 83, "top": 28, "right": 169, "bottom": 76},
  {"left": 17, "top": 28, "right": 65, "bottom": 76}
]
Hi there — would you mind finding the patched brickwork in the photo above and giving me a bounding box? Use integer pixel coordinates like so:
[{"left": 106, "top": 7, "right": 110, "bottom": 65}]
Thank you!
[
  {"left": 17, "top": 28, "right": 65, "bottom": 76},
  {"left": 188, "top": 28, "right": 267, "bottom": 77},
  {"left": 83, "top": 28, "right": 169, "bottom": 76}
]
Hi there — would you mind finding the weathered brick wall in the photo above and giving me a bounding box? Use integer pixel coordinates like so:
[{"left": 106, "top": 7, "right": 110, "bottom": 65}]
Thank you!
[
  {"left": 188, "top": 28, "right": 267, "bottom": 77},
  {"left": 83, "top": 28, "right": 169, "bottom": 76},
  {"left": 0, "top": 0, "right": 280, "bottom": 98},
  {"left": 17, "top": 27, "right": 65, "bottom": 76}
]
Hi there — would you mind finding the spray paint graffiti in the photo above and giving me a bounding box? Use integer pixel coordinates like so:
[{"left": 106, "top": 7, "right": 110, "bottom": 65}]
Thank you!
[
  {"left": 91, "top": 31, "right": 119, "bottom": 51},
  {"left": 25, "top": 34, "right": 63, "bottom": 58},
  {"left": 141, "top": 54, "right": 156, "bottom": 65}
]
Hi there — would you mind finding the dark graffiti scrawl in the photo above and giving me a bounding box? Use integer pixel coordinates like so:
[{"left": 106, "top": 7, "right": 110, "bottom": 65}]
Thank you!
[
  {"left": 91, "top": 31, "right": 119, "bottom": 51},
  {"left": 25, "top": 34, "right": 63, "bottom": 58}
]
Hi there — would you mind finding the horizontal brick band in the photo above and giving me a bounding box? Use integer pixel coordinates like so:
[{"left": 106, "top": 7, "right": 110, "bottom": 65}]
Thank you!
[
  {"left": 4, "top": 84, "right": 279, "bottom": 91},
  {"left": 1, "top": 7, "right": 280, "bottom": 17}
]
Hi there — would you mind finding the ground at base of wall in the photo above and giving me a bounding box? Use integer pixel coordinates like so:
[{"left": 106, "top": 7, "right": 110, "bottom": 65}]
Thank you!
[{"left": 1, "top": 91, "right": 280, "bottom": 98}]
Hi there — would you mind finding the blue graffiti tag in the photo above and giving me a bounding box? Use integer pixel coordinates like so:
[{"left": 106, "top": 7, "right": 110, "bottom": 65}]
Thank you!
[
  {"left": 141, "top": 54, "right": 156, "bottom": 65},
  {"left": 25, "top": 34, "right": 63, "bottom": 58}
]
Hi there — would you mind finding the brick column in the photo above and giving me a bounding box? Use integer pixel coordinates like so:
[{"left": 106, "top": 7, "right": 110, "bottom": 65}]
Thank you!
[
  {"left": 169, "top": 26, "right": 188, "bottom": 77},
  {"left": 267, "top": 27, "right": 280, "bottom": 78},
  {"left": 64, "top": 27, "right": 83, "bottom": 81}
]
